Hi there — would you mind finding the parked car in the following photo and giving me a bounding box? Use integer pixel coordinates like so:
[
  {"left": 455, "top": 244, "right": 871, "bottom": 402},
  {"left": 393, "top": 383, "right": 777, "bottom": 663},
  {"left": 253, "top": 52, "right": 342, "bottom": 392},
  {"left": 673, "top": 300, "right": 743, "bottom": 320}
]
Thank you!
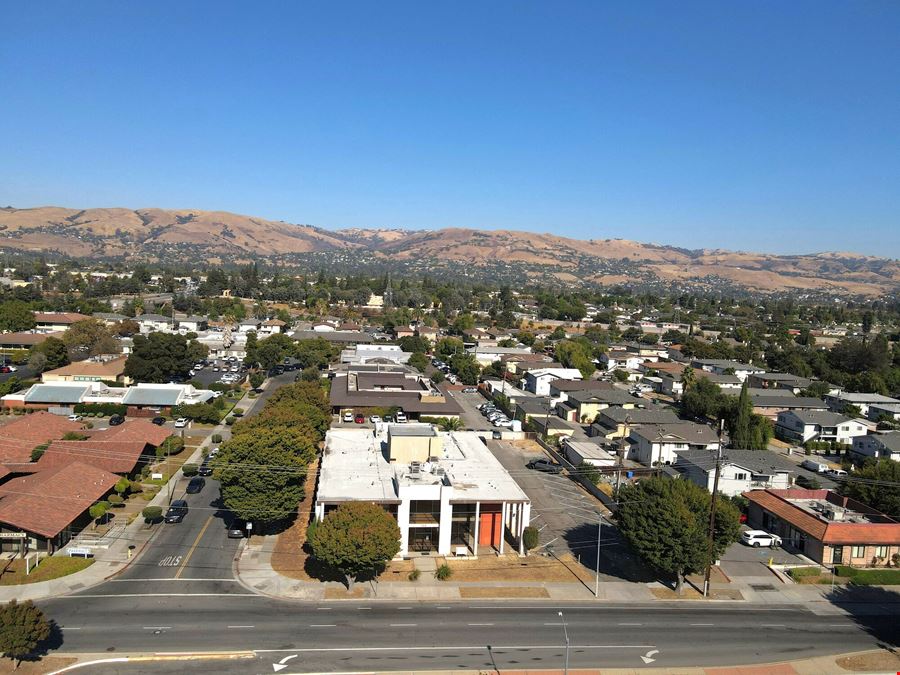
[
  {"left": 174, "top": 418, "right": 188, "bottom": 428},
  {"left": 342, "top": 411, "right": 354, "bottom": 423},
  {"left": 354, "top": 414, "right": 365, "bottom": 424},
  {"left": 826, "top": 468, "right": 848, "bottom": 478},
  {"left": 801, "top": 459, "right": 829, "bottom": 473},
  {"left": 165, "top": 500, "right": 189, "bottom": 523},
  {"left": 68, "top": 414, "right": 82, "bottom": 422},
  {"left": 227, "top": 518, "right": 247, "bottom": 538},
  {"left": 370, "top": 415, "right": 382, "bottom": 424},
  {"left": 396, "top": 412, "right": 407, "bottom": 423},
  {"left": 197, "top": 462, "right": 213, "bottom": 477},
  {"left": 0, "top": 366, "right": 13, "bottom": 374},
  {"left": 494, "top": 419, "right": 513, "bottom": 428},
  {"left": 109, "top": 414, "right": 124, "bottom": 426},
  {"left": 741, "top": 530, "right": 782, "bottom": 548},
  {"left": 526, "top": 458, "right": 562, "bottom": 474},
  {"left": 795, "top": 474, "right": 820, "bottom": 489},
  {"left": 186, "top": 477, "right": 206, "bottom": 494},
  {"left": 151, "top": 416, "right": 166, "bottom": 426},
  {"left": 462, "top": 387, "right": 478, "bottom": 394}
]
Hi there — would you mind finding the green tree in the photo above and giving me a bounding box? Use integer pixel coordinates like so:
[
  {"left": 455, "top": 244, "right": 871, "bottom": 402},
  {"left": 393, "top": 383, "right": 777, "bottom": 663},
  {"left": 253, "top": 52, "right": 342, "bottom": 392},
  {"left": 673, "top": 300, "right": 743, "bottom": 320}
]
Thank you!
[
  {"left": 398, "top": 335, "right": 430, "bottom": 354},
  {"left": 309, "top": 502, "right": 401, "bottom": 589},
  {"left": 555, "top": 340, "right": 595, "bottom": 379},
  {"left": 62, "top": 318, "right": 118, "bottom": 356},
  {"left": 449, "top": 353, "right": 481, "bottom": 385},
  {"left": 408, "top": 352, "right": 429, "bottom": 372},
  {"left": 124, "top": 333, "right": 193, "bottom": 383},
  {"left": 31, "top": 337, "right": 70, "bottom": 370},
  {"left": 244, "top": 330, "right": 259, "bottom": 366},
  {"left": 213, "top": 427, "right": 317, "bottom": 525},
  {"left": 617, "top": 476, "right": 741, "bottom": 594},
  {"left": 88, "top": 501, "right": 110, "bottom": 529},
  {"left": 438, "top": 417, "right": 463, "bottom": 431},
  {"left": 0, "top": 301, "right": 36, "bottom": 333},
  {"left": 249, "top": 371, "right": 265, "bottom": 389},
  {"left": 730, "top": 382, "right": 754, "bottom": 449},
  {"left": 0, "top": 599, "right": 52, "bottom": 668},
  {"left": 839, "top": 459, "right": 900, "bottom": 517}
]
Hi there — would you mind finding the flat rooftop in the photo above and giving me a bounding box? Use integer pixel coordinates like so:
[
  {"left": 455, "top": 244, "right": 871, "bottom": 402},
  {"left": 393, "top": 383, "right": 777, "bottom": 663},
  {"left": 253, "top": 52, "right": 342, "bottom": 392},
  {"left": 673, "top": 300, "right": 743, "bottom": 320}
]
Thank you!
[{"left": 318, "top": 427, "right": 530, "bottom": 505}]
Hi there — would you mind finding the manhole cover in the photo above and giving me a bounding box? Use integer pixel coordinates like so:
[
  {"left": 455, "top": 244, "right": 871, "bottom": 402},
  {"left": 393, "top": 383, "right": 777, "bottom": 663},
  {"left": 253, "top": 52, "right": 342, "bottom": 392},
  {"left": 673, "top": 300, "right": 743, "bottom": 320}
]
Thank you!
[{"left": 750, "top": 584, "right": 776, "bottom": 591}]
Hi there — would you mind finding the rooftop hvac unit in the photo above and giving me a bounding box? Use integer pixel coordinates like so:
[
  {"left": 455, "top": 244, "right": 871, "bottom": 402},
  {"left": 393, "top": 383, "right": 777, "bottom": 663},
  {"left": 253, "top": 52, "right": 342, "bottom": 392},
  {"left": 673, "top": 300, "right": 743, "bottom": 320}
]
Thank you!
[
  {"left": 824, "top": 508, "right": 845, "bottom": 521},
  {"left": 433, "top": 467, "right": 446, "bottom": 477},
  {"left": 409, "top": 461, "right": 421, "bottom": 476}
]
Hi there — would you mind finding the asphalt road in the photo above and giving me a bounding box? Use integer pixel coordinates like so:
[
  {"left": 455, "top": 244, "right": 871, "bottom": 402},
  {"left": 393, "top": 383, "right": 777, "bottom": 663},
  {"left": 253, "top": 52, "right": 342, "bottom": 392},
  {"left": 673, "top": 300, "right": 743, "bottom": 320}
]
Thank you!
[{"left": 39, "top": 598, "right": 900, "bottom": 672}]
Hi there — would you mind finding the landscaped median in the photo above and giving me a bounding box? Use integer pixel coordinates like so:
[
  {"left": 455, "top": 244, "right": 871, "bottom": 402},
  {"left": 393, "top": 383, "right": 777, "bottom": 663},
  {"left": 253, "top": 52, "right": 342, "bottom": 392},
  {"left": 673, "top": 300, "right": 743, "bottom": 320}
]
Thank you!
[
  {"left": 0, "top": 556, "right": 93, "bottom": 586},
  {"left": 787, "top": 565, "right": 900, "bottom": 585}
]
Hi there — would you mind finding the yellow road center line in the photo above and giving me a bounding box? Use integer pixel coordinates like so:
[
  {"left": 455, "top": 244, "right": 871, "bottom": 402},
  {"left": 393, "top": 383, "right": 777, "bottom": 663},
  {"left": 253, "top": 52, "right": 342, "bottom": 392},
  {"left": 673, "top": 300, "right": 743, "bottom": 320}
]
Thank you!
[{"left": 175, "top": 516, "right": 213, "bottom": 579}]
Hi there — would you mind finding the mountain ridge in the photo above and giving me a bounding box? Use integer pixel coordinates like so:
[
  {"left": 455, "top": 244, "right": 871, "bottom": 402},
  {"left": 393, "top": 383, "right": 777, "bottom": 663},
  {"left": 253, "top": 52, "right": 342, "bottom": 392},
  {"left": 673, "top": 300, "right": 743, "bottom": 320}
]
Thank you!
[{"left": 0, "top": 206, "right": 896, "bottom": 296}]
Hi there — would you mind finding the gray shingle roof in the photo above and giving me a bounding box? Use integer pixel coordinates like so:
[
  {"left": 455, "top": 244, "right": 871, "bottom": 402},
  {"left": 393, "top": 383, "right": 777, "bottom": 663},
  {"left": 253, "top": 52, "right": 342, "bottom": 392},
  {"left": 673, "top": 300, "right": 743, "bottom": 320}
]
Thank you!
[
  {"left": 789, "top": 410, "right": 850, "bottom": 426},
  {"left": 678, "top": 448, "right": 796, "bottom": 475},
  {"left": 122, "top": 386, "right": 183, "bottom": 406}
]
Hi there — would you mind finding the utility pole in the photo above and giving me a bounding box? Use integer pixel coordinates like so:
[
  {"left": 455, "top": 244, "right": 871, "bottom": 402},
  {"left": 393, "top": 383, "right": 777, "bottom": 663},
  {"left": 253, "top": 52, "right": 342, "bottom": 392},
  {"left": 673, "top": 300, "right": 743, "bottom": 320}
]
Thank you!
[
  {"left": 594, "top": 514, "right": 603, "bottom": 598},
  {"left": 558, "top": 611, "right": 569, "bottom": 675},
  {"left": 703, "top": 418, "right": 725, "bottom": 597}
]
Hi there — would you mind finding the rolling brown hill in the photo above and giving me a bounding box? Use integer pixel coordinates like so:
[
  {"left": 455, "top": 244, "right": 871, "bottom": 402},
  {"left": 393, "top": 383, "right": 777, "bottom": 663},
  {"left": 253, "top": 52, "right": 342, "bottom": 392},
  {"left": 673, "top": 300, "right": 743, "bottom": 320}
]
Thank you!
[{"left": 0, "top": 206, "right": 897, "bottom": 296}]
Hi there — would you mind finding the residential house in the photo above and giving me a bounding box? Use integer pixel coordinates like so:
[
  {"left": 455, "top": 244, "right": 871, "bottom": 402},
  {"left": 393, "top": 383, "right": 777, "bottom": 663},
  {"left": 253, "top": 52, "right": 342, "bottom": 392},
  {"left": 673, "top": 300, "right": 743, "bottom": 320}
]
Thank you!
[
  {"left": 562, "top": 437, "right": 619, "bottom": 468},
  {"left": 825, "top": 392, "right": 900, "bottom": 417},
  {"left": 744, "top": 489, "right": 900, "bottom": 567},
  {"left": 291, "top": 329, "right": 375, "bottom": 344},
  {"left": 747, "top": 372, "right": 814, "bottom": 394},
  {"left": 867, "top": 403, "right": 900, "bottom": 423},
  {"left": 522, "top": 368, "right": 582, "bottom": 396},
  {"left": 590, "top": 407, "right": 681, "bottom": 440},
  {"left": 690, "top": 359, "right": 765, "bottom": 383},
  {"left": 675, "top": 448, "right": 795, "bottom": 497},
  {"left": 851, "top": 432, "right": 900, "bottom": 462},
  {"left": 557, "top": 389, "right": 644, "bottom": 424},
  {"left": 41, "top": 355, "right": 129, "bottom": 385},
  {"left": 239, "top": 318, "right": 262, "bottom": 333},
  {"left": 33, "top": 312, "right": 91, "bottom": 332},
  {"left": 548, "top": 379, "right": 622, "bottom": 405},
  {"left": 329, "top": 370, "right": 463, "bottom": 419},
  {"left": 467, "top": 346, "right": 533, "bottom": 367},
  {"left": 752, "top": 395, "right": 830, "bottom": 421},
  {"left": 775, "top": 410, "right": 868, "bottom": 445},
  {"left": 259, "top": 319, "right": 287, "bottom": 336},
  {"left": 92, "top": 312, "right": 129, "bottom": 326},
  {"left": 627, "top": 422, "right": 720, "bottom": 466},
  {"left": 502, "top": 354, "right": 557, "bottom": 376},
  {"left": 340, "top": 344, "right": 412, "bottom": 366},
  {"left": 135, "top": 314, "right": 173, "bottom": 334},
  {"left": 316, "top": 427, "right": 531, "bottom": 557},
  {"left": 175, "top": 315, "right": 208, "bottom": 332},
  {"left": 599, "top": 351, "right": 645, "bottom": 372}
]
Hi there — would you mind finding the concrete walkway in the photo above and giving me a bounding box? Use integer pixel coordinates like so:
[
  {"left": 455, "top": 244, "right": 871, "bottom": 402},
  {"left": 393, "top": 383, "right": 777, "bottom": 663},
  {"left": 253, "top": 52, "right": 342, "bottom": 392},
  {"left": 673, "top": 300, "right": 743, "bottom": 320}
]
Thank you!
[{"left": 234, "top": 532, "right": 900, "bottom": 614}]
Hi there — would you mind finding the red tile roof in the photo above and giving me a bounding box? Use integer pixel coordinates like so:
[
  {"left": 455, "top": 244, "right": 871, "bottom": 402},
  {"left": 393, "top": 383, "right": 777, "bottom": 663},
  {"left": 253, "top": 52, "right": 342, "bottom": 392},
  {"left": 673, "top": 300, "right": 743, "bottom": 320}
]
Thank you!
[
  {"left": 0, "top": 462, "right": 119, "bottom": 538},
  {"left": 0, "top": 411, "right": 84, "bottom": 445},
  {"left": 37, "top": 440, "right": 146, "bottom": 474},
  {"left": 745, "top": 489, "right": 900, "bottom": 545},
  {"left": 86, "top": 419, "right": 172, "bottom": 448}
]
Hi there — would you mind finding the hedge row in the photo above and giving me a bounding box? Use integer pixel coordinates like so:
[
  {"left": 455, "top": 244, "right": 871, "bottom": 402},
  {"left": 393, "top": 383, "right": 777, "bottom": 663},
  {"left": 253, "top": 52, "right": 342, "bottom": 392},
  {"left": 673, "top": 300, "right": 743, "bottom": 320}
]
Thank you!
[{"left": 74, "top": 402, "right": 127, "bottom": 417}]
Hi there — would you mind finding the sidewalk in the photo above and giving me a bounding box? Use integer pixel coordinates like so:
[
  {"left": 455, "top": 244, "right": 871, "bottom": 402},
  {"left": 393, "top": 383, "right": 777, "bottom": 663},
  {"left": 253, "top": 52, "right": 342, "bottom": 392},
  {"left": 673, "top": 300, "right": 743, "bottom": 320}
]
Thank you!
[
  {"left": 0, "top": 416, "right": 226, "bottom": 603},
  {"left": 235, "top": 533, "right": 900, "bottom": 614}
]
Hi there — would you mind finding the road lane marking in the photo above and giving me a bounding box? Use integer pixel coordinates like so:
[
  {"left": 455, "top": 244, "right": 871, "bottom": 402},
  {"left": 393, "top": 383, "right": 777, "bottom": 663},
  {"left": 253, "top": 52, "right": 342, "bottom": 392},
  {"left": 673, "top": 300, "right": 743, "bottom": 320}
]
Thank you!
[
  {"left": 761, "top": 624, "right": 785, "bottom": 627},
  {"left": 109, "top": 578, "right": 239, "bottom": 582},
  {"left": 228, "top": 625, "right": 255, "bottom": 629},
  {"left": 618, "top": 623, "right": 643, "bottom": 626},
  {"left": 309, "top": 624, "right": 336, "bottom": 628},
  {"left": 60, "top": 593, "right": 261, "bottom": 598},
  {"left": 690, "top": 623, "right": 714, "bottom": 626},
  {"left": 174, "top": 516, "right": 213, "bottom": 580},
  {"left": 255, "top": 644, "right": 657, "bottom": 654},
  {"left": 143, "top": 626, "right": 171, "bottom": 630},
  {"left": 398, "top": 606, "right": 412, "bottom": 610},
  {"left": 316, "top": 607, "right": 332, "bottom": 610},
  {"left": 468, "top": 623, "right": 494, "bottom": 626},
  {"left": 390, "top": 623, "right": 417, "bottom": 627},
  {"left": 357, "top": 607, "right": 371, "bottom": 610}
]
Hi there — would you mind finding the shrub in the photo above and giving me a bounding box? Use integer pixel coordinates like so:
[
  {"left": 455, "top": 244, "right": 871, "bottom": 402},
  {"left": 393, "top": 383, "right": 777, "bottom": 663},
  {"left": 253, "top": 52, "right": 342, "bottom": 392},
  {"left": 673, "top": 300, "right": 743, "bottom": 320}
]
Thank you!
[
  {"left": 788, "top": 566, "right": 820, "bottom": 578},
  {"left": 211, "top": 434, "right": 223, "bottom": 444},
  {"left": 159, "top": 435, "right": 185, "bottom": 456},
  {"left": 182, "top": 464, "right": 198, "bottom": 477},
  {"left": 408, "top": 569, "right": 421, "bottom": 582},
  {"left": 142, "top": 506, "right": 163, "bottom": 523},
  {"left": 30, "top": 443, "right": 49, "bottom": 462},
  {"left": 84, "top": 421, "right": 94, "bottom": 429},
  {"left": 523, "top": 525, "right": 539, "bottom": 551},
  {"left": 107, "top": 494, "right": 124, "bottom": 506},
  {"left": 225, "top": 416, "right": 236, "bottom": 426},
  {"left": 75, "top": 402, "right": 127, "bottom": 417},
  {"left": 62, "top": 431, "right": 89, "bottom": 441},
  {"left": 434, "top": 563, "right": 453, "bottom": 581}
]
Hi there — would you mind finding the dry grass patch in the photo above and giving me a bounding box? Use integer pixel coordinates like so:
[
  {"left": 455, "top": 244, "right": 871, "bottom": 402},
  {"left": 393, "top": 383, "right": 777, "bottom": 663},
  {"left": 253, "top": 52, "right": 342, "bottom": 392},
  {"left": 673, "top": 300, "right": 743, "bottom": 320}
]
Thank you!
[
  {"left": 836, "top": 649, "right": 900, "bottom": 672},
  {"left": 459, "top": 587, "right": 549, "bottom": 599},
  {"left": 651, "top": 586, "right": 743, "bottom": 601},
  {"left": 324, "top": 586, "right": 367, "bottom": 599},
  {"left": 443, "top": 553, "right": 595, "bottom": 583},
  {"left": 0, "top": 656, "right": 77, "bottom": 674}
]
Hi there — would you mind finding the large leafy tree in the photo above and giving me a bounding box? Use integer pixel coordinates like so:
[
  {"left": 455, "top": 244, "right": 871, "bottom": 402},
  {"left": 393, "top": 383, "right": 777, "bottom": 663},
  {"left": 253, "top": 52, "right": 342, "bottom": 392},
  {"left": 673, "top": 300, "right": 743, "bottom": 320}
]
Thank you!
[
  {"left": 309, "top": 502, "right": 401, "bottom": 589},
  {"left": 213, "top": 426, "right": 317, "bottom": 524},
  {"left": 556, "top": 339, "right": 596, "bottom": 379},
  {"left": 124, "top": 333, "right": 193, "bottom": 383},
  {"left": 30, "top": 336, "right": 70, "bottom": 371},
  {"left": 449, "top": 353, "right": 481, "bottom": 385},
  {"left": 0, "top": 599, "right": 52, "bottom": 668},
  {"left": 0, "top": 301, "right": 36, "bottom": 332},
  {"left": 617, "top": 476, "right": 741, "bottom": 594},
  {"left": 840, "top": 459, "right": 900, "bottom": 517},
  {"left": 62, "top": 318, "right": 118, "bottom": 356}
]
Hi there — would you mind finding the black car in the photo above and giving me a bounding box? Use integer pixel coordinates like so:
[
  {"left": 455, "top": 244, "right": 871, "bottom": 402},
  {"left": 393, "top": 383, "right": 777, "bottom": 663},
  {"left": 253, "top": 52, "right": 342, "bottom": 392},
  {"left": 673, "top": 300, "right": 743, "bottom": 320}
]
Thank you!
[
  {"left": 165, "top": 499, "right": 189, "bottom": 523},
  {"left": 109, "top": 414, "right": 125, "bottom": 426},
  {"left": 197, "top": 462, "right": 213, "bottom": 477},
  {"left": 526, "top": 458, "right": 563, "bottom": 474},
  {"left": 151, "top": 416, "right": 166, "bottom": 426},
  {"left": 227, "top": 518, "right": 247, "bottom": 538},
  {"left": 186, "top": 477, "right": 205, "bottom": 494}
]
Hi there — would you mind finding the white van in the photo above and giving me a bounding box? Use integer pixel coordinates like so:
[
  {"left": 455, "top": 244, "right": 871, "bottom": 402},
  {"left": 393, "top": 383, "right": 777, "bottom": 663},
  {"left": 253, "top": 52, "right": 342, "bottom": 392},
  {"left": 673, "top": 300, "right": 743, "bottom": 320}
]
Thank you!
[{"left": 801, "top": 459, "right": 829, "bottom": 473}]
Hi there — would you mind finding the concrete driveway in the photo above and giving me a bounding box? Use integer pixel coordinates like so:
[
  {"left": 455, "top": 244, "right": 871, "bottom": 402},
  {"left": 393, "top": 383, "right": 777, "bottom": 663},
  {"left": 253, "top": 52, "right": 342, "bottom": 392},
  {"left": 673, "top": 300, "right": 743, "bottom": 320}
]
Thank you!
[
  {"left": 719, "top": 533, "right": 810, "bottom": 578},
  {"left": 451, "top": 388, "right": 494, "bottom": 430}
]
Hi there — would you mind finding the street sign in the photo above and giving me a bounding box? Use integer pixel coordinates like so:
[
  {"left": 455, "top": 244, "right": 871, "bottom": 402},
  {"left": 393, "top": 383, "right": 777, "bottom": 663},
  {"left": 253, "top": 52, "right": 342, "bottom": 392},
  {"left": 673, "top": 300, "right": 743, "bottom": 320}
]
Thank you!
[
  {"left": 0, "top": 532, "right": 26, "bottom": 539},
  {"left": 246, "top": 522, "right": 253, "bottom": 531}
]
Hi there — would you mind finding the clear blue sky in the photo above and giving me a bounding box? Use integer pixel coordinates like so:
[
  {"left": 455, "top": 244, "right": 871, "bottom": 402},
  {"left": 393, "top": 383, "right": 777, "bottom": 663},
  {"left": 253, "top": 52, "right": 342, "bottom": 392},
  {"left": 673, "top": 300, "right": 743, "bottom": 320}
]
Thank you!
[{"left": 2, "top": 1, "right": 899, "bottom": 257}]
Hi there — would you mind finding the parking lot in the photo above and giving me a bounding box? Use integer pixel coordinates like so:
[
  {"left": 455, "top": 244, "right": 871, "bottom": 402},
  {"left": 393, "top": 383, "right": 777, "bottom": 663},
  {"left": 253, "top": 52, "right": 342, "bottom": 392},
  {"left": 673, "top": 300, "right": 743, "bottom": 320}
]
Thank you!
[
  {"left": 450, "top": 387, "right": 495, "bottom": 431},
  {"left": 190, "top": 360, "right": 247, "bottom": 387}
]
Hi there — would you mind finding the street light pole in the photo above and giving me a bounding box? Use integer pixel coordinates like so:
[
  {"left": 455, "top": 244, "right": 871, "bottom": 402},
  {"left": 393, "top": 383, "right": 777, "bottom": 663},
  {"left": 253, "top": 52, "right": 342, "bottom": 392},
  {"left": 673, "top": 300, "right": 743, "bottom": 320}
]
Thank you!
[
  {"left": 594, "top": 514, "right": 602, "bottom": 598},
  {"left": 558, "top": 611, "right": 569, "bottom": 675}
]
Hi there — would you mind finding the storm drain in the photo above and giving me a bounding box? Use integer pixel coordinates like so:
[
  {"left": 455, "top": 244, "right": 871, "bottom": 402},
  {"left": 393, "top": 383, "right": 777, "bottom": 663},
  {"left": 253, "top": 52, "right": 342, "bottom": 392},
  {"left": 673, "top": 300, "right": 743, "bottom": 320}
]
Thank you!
[{"left": 750, "top": 583, "right": 777, "bottom": 591}]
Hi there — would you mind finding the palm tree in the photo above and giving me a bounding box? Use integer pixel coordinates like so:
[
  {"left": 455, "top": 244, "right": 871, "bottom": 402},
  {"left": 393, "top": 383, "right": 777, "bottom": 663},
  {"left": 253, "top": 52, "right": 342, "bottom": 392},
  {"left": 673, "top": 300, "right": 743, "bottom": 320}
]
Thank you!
[{"left": 438, "top": 417, "right": 463, "bottom": 432}]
